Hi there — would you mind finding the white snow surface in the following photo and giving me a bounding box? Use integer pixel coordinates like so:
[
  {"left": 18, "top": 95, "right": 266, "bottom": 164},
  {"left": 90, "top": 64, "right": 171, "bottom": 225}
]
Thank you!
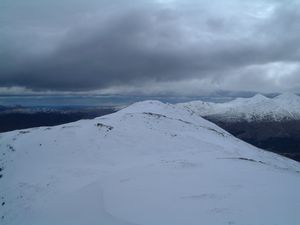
[
  {"left": 1, "top": 100, "right": 300, "bottom": 225},
  {"left": 178, "top": 93, "right": 300, "bottom": 121}
]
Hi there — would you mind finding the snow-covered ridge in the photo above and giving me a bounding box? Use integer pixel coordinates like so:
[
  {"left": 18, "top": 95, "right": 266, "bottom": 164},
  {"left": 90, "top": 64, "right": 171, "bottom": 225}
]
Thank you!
[
  {"left": 1, "top": 100, "right": 300, "bottom": 225},
  {"left": 178, "top": 93, "right": 300, "bottom": 122}
]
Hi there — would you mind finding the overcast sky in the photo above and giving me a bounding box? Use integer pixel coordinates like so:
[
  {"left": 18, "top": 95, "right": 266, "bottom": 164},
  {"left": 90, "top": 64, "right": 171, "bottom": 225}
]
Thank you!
[{"left": 0, "top": 0, "right": 300, "bottom": 96}]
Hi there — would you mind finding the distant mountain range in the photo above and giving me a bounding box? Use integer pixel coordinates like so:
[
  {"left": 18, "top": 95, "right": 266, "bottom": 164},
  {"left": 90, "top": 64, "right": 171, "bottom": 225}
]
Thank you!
[{"left": 178, "top": 93, "right": 300, "bottom": 122}]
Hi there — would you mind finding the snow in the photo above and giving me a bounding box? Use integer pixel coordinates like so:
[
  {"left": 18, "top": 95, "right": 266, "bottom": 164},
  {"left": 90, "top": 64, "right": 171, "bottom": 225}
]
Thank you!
[
  {"left": 0, "top": 100, "right": 300, "bottom": 225},
  {"left": 178, "top": 93, "right": 300, "bottom": 121},
  {"left": 274, "top": 93, "right": 300, "bottom": 116}
]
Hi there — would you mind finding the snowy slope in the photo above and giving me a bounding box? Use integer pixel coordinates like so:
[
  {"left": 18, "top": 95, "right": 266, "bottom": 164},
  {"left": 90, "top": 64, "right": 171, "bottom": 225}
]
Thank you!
[
  {"left": 1, "top": 100, "right": 300, "bottom": 225},
  {"left": 274, "top": 93, "right": 300, "bottom": 116},
  {"left": 179, "top": 93, "right": 300, "bottom": 121}
]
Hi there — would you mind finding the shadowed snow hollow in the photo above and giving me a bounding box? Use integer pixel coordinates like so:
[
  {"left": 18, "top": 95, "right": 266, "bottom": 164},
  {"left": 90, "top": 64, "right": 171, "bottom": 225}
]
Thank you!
[{"left": 0, "top": 100, "right": 300, "bottom": 225}]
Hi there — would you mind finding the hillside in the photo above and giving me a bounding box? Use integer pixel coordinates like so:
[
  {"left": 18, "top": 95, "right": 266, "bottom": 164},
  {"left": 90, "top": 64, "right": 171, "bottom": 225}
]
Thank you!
[{"left": 1, "top": 100, "right": 300, "bottom": 225}]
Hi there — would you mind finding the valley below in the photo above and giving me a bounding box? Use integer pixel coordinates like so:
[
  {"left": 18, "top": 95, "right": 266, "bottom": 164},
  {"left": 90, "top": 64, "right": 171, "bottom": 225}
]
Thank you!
[{"left": 204, "top": 118, "right": 300, "bottom": 162}]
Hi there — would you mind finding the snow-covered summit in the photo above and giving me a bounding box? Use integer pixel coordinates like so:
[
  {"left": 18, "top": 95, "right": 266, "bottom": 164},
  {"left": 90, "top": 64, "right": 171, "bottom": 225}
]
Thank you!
[
  {"left": 236, "top": 93, "right": 269, "bottom": 103},
  {"left": 1, "top": 100, "right": 300, "bottom": 225},
  {"left": 179, "top": 93, "right": 300, "bottom": 121},
  {"left": 274, "top": 93, "right": 300, "bottom": 115},
  {"left": 275, "top": 92, "right": 300, "bottom": 101}
]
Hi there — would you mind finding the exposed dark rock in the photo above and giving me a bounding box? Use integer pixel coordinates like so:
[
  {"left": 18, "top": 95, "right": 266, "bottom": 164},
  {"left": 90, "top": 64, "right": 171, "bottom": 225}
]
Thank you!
[
  {"left": 96, "top": 123, "right": 113, "bottom": 131},
  {"left": 19, "top": 130, "right": 30, "bottom": 134},
  {"left": 143, "top": 112, "right": 167, "bottom": 119},
  {"left": 7, "top": 145, "right": 15, "bottom": 152}
]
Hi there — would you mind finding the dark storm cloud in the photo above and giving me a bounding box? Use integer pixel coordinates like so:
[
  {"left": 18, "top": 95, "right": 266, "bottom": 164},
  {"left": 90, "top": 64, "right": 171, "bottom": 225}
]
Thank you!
[{"left": 0, "top": 0, "right": 300, "bottom": 93}]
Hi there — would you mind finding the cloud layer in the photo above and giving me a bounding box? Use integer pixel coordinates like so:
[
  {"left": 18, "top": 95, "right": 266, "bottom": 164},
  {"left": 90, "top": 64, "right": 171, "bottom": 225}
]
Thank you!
[{"left": 1, "top": 0, "right": 300, "bottom": 95}]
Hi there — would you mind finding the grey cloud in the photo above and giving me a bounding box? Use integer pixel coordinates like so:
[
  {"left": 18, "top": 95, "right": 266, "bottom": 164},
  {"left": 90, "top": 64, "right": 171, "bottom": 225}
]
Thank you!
[{"left": 0, "top": 0, "right": 300, "bottom": 94}]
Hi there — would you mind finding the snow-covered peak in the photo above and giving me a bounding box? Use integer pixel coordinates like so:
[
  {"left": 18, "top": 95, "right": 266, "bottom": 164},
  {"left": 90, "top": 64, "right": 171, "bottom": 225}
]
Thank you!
[
  {"left": 119, "top": 100, "right": 220, "bottom": 130},
  {"left": 274, "top": 93, "right": 300, "bottom": 106},
  {"left": 177, "top": 100, "right": 218, "bottom": 117},
  {"left": 248, "top": 93, "right": 269, "bottom": 102},
  {"left": 272, "top": 93, "right": 300, "bottom": 119},
  {"left": 229, "top": 94, "right": 269, "bottom": 105},
  {"left": 120, "top": 100, "right": 170, "bottom": 114},
  {"left": 179, "top": 93, "right": 300, "bottom": 121},
  {"left": 275, "top": 92, "right": 300, "bottom": 101},
  {"left": 1, "top": 101, "right": 299, "bottom": 225}
]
